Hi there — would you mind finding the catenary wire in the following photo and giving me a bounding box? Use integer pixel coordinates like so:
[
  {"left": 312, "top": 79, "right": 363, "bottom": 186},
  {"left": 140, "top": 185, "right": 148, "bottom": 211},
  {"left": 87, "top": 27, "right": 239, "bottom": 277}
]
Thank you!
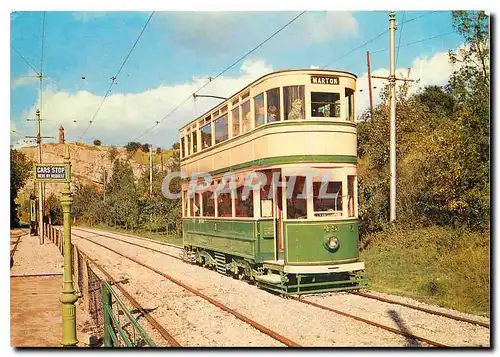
[
  {"left": 396, "top": 11, "right": 406, "bottom": 66},
  {"left": 11, "top": 44, "right": 40, "bottom": 76},
  {"left": 133, "top": 10, "right": 307, "bottom": 142},
  {"left": 78, "top": 11, "right": 155, "bottom": 141}
]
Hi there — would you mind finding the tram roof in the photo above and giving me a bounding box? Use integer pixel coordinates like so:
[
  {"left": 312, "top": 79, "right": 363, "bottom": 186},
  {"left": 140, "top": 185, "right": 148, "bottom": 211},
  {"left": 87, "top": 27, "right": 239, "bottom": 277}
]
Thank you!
[{"left": 179, "top": 68, "right": 357, "bottom": 132}]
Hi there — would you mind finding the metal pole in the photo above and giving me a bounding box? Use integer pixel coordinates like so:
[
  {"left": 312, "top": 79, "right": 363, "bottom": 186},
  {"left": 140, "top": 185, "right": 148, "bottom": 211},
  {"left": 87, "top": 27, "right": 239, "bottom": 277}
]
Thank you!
[
  {"left": 59, "top": 144, "right": 78, "bottom": 346},
  {"left": 149, "top": 144, "right": 153, "bottom": 195},
  {"left": 389, "top": 11, "right": 397, "bottom": 223},
  {"left": 366, "top": 51, "right": 374, "bottom": 120},
  {"left": 36, "top": 109, "right": 44, "bottom": 243}
]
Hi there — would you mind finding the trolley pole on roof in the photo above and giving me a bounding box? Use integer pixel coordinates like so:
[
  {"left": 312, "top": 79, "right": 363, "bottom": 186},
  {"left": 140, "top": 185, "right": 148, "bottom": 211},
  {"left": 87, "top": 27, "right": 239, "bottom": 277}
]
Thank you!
[{"left": 389, "top": 12, "right": 397, "bottom": 223}]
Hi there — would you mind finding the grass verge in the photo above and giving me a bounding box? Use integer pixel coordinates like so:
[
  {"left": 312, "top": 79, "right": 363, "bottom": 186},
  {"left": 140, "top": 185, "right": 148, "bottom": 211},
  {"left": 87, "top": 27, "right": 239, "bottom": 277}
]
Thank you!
[{"left": 360, "top": 225, "right": 490, "bottom": 317}]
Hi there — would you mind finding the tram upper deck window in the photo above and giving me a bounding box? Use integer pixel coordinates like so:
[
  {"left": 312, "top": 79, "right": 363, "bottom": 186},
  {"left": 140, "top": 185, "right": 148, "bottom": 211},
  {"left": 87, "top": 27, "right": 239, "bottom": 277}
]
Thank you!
[
  {"left": 254, "top": 93, "right": 265, "bottom": 128},
  {"left": 232, "top": 106, "right": 240, "bottom": 136},
  {"left": 345, "top": 88, "right": 355, "bottom": 122},
  {"left": 241, "top": 100, "right": 251, "bottom": 133},
  {"left": 284, "top": 86, "right": 305, "bottom": 120},
  {"left": 286, "top": 176, "right": 307, "bottom": 219},
  {"left": 180, "top": 137, "right": 185, "bottom": 158},
  {"left": 201, "top": 123, "right": 212, "bottom": 149},
  {"left": 267, "top": 88, "right": 280, "bottom": 122},
  {"left": 311, "top": 92, "right": 341, "bottom": 118},
  {"left": 187, "top": 134, "right": 192, "bottom": 156},
  {"left": 214, "top": 115, "right": 228, "bottom": 144},
  {"left": 313, "top": 181, "right": 342, "bottom": 217},
  {"left": 192, "top": 130, "right": 198, "bottom": 153}
]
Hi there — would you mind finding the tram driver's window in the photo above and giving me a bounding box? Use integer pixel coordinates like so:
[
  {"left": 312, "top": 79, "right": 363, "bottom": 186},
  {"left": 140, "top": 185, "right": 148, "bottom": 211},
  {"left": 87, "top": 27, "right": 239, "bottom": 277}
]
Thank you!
[
  {"left": 235, "top": 186, "right": 253, "bottom": 217},
  {"left": 345, "top": 88, "right": 355, "bottom": 122},
  {"left": 254, "top": 93, "right": 265, "bottom": 128},
  {"left": 284, "top": 86, "right": 305, "bottom": 120},
  {"left": 311, "top": 92, "right": 341, "bottom": 118},
  {"left": 348, "top": 175, "right": 356, "bottom": 217},
  {"left": 313, "top": 181, "right": 342, "bottom": 217},
  {"left": 182, "top": 191, "right": 188, "bottom": 217},
  {"left": 286, "top": 176, "right": 307, "bottom": 219},
  {"left": 266, "top": 88, "right": 280, "bottom": 123},
  {"left": 201, "top": 123, "right": 212, "bottom": 149},
  {"left": 214, "top": 115, "right": 228, "bottom": 144}
]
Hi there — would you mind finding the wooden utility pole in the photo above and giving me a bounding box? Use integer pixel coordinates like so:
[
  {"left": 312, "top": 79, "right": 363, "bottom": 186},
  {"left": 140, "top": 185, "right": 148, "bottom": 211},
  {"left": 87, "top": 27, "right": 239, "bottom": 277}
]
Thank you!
[
  {"left": 366, "top": 51, "right": 374, "bottom": 120},
  {"left": 36, "top": 109, "right": 44, "bottom": 243}
]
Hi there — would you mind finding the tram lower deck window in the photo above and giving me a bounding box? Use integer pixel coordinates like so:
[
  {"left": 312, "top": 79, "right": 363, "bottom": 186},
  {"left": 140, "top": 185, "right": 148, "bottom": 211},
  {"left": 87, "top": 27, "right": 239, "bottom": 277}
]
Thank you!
[
  {"left": 202, "top": 191, "right": 215, "bottom": 217},
  {"left": 235, "top": 186, "right": 253, "bottom": 217},
  {"left": 311, "top": 92, "right": 341, "bottom": 118},
  {"left": 286, "top": 176, "right": 307, "bottom": 219},
  {"left": 313, "top": 181, "right": 342, "bottom": 216}
]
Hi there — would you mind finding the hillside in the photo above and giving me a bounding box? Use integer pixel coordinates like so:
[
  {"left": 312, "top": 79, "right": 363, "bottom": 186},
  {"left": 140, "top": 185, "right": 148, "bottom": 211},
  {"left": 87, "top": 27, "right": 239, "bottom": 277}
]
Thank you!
[{"left": 19, "top": 142, "right": 174, "bottom": 200}]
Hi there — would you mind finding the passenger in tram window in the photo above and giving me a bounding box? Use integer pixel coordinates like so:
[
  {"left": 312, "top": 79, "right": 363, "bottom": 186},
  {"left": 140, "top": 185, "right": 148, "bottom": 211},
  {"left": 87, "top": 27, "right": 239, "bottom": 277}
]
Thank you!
[
  {"left": 256, "top": 106, "right": 266, "bottom": 126},
  {"left": 267, "top": 106, "right": 279, "bottom": 122},
  {"left": 288, "top": 98, "right": 304, "bottom": 120}
]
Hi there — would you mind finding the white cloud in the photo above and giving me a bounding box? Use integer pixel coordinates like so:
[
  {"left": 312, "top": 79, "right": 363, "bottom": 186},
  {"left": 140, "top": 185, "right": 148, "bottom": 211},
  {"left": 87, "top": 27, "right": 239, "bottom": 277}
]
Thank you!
[
  {"left": 355, "top": 46, "right": 459, "bottom": 118},
  {"left": 11, "top": 69, "right": 39, "bottom": 89},
  {"left": 19, "top": 59, "right": 273, "bottom": 148},
  {"left": 161, "top": 11, "right": 358, "bottom": 53}
]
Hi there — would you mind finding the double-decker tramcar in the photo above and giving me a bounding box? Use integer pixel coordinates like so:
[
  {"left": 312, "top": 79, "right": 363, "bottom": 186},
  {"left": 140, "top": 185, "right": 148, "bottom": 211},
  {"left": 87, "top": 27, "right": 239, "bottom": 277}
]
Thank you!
[{"left": 179, "top": 69, "right": 366, "bottom": 295}]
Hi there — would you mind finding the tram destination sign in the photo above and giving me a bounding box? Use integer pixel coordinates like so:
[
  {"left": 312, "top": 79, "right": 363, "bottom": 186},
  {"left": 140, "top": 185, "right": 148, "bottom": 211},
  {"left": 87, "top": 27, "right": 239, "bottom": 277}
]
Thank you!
[
  {"left": 311, "top": 75, "right": 340, "bottom": 85},
  {"left": 33, "top": 163, "right": 70, "bottom": 183}
]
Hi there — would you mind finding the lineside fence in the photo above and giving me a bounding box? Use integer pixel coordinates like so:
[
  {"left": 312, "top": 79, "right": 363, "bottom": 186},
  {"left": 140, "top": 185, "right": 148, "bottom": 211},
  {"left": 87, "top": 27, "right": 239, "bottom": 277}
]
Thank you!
[{"left": 44, "top": 223, "right": 156, "bottom": 347}]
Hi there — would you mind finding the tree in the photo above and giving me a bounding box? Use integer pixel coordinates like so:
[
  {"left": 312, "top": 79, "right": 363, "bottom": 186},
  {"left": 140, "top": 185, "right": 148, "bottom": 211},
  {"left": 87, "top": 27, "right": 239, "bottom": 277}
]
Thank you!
[
  {"left": 140, "top": 143, "right": 150, "bottom": 153},
  {"left": 93, "top": 139, "right": 102, "bottom": 146},
  {"left": 124, "top": 142, "right": 140, "bottom": 153},
  {"left": 10, "top": 149, "right": 32, "bottom": 227},
  {"left": 44, "top": 193, "right": 63, "bottom": 225}
]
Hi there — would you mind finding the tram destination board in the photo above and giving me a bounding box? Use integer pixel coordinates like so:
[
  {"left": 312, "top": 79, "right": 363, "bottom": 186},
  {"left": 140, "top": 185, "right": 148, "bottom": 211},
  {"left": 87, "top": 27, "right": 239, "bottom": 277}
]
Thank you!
[
  {"left": 33, "top": 163, "right": 70, "bottom": 182},
  {"left": 310, "top": 75, "right": 340, "bottom": 85}
]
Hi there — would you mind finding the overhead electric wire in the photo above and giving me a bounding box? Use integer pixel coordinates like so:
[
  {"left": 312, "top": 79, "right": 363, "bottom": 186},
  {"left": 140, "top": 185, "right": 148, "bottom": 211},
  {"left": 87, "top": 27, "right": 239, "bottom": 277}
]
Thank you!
[
  {"left": 322, "top": 29, "right": 388, "bottom": 69},
  {"left": 396, "top": 11, "right": 406, "bottom": 66},
  {"left": 401, "top": 10, "right": 437, "bottom": 24},
  {"left": 11, "top": 44, "right": 40, "bottom": 75},
  {"left": 39, "top": 12, "right": 46, "bottom": 112},
  {"left": 133, "top": 10, "right": 308, "bottom": 142},
  {"left": 370, "top": 31, "right": 456, "bottom": 54},
  {"left": 78, "top": 11, "right": 155, "bottom": 141}
]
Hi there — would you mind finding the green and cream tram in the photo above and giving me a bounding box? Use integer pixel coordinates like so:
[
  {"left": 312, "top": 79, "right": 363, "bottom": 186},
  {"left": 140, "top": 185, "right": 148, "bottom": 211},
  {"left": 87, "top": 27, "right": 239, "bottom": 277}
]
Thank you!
[{"left": 179, "top": 69, "right": 366, "bottom": 295}]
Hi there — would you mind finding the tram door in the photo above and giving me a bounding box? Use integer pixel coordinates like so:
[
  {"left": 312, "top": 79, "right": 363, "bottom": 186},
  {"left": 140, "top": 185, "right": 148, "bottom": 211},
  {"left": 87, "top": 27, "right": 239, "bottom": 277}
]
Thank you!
[{"left": 274, "top": 172, "right": 284, "bottom": 261}]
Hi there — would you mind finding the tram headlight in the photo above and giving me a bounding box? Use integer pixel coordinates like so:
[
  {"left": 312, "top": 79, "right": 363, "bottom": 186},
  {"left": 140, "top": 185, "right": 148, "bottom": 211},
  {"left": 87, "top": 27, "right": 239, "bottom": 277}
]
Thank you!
[{"left": 328, "top": 237, "right": 339, "bottom": 250}]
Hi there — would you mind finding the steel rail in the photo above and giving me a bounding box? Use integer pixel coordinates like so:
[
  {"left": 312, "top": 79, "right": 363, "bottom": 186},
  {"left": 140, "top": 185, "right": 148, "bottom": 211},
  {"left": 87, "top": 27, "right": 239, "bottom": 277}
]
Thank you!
[
  {"left": 72, "top": 232, "right": 301, "bottom": 347},
  {"left": 73, "top": 244, "right": 181, "bottom": 347},
  {"left": 295, "top": 297, "right": 447, "bottom": 347},
  {"left": 351, "top": 291, "right": 489, "bottom": 329},
  {"left": 75, "top": 227, "right": 183, "bottom": 249},
  {"left": 73, "top": 228, "right": 182, "bottom": 260}
]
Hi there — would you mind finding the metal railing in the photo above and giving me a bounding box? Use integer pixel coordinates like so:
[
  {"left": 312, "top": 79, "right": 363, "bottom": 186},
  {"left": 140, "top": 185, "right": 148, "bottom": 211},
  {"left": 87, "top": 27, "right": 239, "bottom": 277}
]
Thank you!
[{"left": 45, "top": 223, "right": 155, "bottom": 346}]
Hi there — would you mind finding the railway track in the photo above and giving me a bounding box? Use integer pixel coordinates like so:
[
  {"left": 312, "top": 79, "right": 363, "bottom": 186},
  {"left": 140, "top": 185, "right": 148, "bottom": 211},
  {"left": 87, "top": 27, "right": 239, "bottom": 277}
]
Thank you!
[
  {"left": 71, "top": 229, "right": 300, "bottom": 347},
  {"left": 350, "top": 291, "right": 489, "bottom": 329},
  {"left": 71, "top": 228, "right": 489, "bottom": 347},
  {"left": 74, "top": 228, "right": 489, "bottom": 330}
]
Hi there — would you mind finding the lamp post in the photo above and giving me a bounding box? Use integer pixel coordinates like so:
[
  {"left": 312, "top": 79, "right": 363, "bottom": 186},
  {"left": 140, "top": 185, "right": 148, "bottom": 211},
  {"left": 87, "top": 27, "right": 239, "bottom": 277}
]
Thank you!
[{"left": 59, "top": 144, "right": 78, "bottom": 346}]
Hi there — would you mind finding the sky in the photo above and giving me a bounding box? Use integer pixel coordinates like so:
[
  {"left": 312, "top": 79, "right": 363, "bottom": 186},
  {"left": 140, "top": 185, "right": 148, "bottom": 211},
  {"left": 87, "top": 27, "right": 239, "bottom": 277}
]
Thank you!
[{"left": 10, "top": 10, "right": 468, "bottom": 149}]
